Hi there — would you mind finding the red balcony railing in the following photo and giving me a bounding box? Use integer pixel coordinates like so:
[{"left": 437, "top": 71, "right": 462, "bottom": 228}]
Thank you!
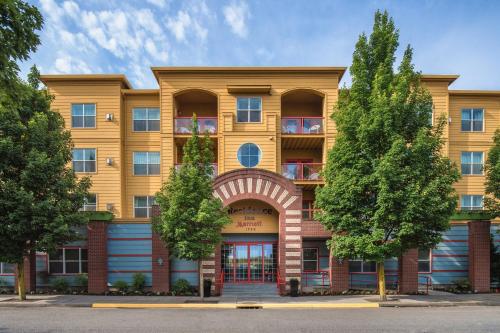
[
  {"left": 175, "top": 163, "right": 218, "bottom": 177},
  {"left": 281, "top": 163, "right": 323, "bottom": 180},
  {"left": 281, "top": 117, "right": 323, "bottom": 134},
  {"left": 174, "top": 117, "right": 217, "bottom": 134}
]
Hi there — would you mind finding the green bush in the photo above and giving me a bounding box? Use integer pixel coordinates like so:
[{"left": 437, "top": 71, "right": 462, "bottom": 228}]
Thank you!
[
  {"left": 75, "top": 274, "right": 88, "bottom": 289},
  {"left": 171, "top": 278, "right": 193, "bottom": 296},
  {"left": 0, "top": 278, "right": 7, "bottom": 287},
  {"left": 451, "top": 278, "right": 471, "bottom": 292},
  {"left": 112, "top": 280, "right": 129, "bottom": 292},
  {"left": 132, "top": 273, "right": 146, "bottom": 291},
  {"left": 51, "top": 277, "right": 70, "bottom": 293}
]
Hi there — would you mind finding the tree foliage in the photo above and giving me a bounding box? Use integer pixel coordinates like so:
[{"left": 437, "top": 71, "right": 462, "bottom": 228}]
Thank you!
[
  {"left": 0, "top": 1, "right": 90, "bottom": 300},
  {"left": 485, "top": 129, "right": 500, "bottom": 217},
  {"left": 315, "top": 11, "right": 460, "bottom": 298},
  {"left": 154, "top": 116, "right": 230, "bottom": 298}
]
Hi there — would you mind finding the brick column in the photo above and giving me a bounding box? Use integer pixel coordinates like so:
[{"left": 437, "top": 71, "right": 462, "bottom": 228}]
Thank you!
[
  {"left": 330, "top": 255, "right": 349, "bottom": 293},
  {"left": 15, "top": 251, "right": 37, "bottom": 293},
  {"left": 152, "top": 233, "right": 169, "bottom": 293},
  {"left": 213, "top": 245, "right": 222, "bottom": 296},
  {"left": 87, "top": 221, "right": 108, "bottom": 294},
  {"left": 468, "top": 220, "right": 491, "bottom": 293},
  {"left": 399, "top": 248, "right": 419, "bottom": 294}
]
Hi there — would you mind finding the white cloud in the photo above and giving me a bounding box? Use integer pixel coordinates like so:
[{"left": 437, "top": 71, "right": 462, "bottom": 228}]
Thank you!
[
  {"left": 54, "top": 54, "right": 92, "bottom": 74},
  {"left": 147, "top": 0, "right": 168, "bottom": 8},
  {"left": 167, "top": 11, "right": 192, "bottom": 42},
  {"left": 223, "top": 1, "right": 249, "bottom": 38}
]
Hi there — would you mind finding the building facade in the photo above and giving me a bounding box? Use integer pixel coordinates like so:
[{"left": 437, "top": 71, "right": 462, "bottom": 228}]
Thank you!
[{"left": 1, "top": 67, "right": 498, "bottom": 295}]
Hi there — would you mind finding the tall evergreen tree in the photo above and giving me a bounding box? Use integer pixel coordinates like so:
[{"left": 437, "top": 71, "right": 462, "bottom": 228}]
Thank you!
[
  {"left": 0, "top": 1, "right": 91, "bottom": 300},
  {"left": 154, "top": 116, "right": 230, "bottom": 300},
  {"left": 315, "top": 11, "right": 460, "bottom": 300},
  {"left": 484, "top": 129, "right": 500, "bottom": 217}
]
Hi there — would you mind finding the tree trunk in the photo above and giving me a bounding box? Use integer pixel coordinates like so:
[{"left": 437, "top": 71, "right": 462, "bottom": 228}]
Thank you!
[
  {"left": 17, "top": 262, "right": 26, "bottom": 301},
  {"left": 377, "top": 261, "right": 387, "bottom": 301},
  {"left": 199, "top": 260, "right": 204, "bottom": 302}
]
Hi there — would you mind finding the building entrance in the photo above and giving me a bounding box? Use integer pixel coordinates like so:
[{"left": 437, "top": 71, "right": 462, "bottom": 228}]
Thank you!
[{"left": 221, "top": 242, "right": 278, "bottom": 283}]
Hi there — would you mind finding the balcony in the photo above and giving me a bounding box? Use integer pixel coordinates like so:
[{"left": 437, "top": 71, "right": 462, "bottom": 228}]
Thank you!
[
  {"left": 175, "top": 163, "right": 218, "bottom": 178},
  {"left": 174, "top": 117, "right": 217, "bottom": 135},
  {"left": 281, "top": 117, "right": 324, "bottom": 134},
  {"left": 281, "top": 163, "right": 323, "bottom": 181}
]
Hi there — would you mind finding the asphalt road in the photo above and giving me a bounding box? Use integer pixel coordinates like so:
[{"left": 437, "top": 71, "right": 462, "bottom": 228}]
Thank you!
[{"left": 0, "top": 307, "right": 499, "bottom": 332}]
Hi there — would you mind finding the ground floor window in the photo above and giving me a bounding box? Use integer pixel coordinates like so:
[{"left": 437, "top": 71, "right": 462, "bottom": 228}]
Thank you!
[
  {"left": 49, "top": 248, "right": 88, "bottom": 274},
  {"left": 418, "top": 248, "right": 432, "bottom": 273},
  {"left": 302, "top": 248, "right": 319, "bottom": 271},
  {"left": 349, "top": 259, "right": 377, "bottom": 273},
  {"left": 0, "top": 262, "right": 15, "bottom": 274}
]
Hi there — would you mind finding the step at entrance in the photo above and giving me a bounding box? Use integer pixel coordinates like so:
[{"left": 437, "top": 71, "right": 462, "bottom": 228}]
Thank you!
[{"left": 221, "top": 283, "right": 280, "bottom": 298}]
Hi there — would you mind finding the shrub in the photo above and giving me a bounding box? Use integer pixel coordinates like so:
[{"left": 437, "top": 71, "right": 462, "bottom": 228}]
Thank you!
[
  {"left": 75, "top": 274, "right": 88, "bottom": 290},
  {"left": 171, "top": 278, "right": 193, "bottom": 296},
  {"left": 51, "top": 277, "right": 70, "bottom": 293},
  {"left": 112, "top": 280, "right": 129, "bottom": 292},
  {"left": 451, "top": 278, "right": 471, "bottom": 292},
  {"left": 0, "top": 278, "right": 7, "bottom": 287},
  {"left": 132, "top": 273, "right": 146, "bottom": 291}
]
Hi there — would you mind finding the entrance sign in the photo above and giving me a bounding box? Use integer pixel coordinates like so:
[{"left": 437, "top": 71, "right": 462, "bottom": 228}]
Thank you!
[{"left": 222, "top": 200, "right": 279, "bottom": 233}]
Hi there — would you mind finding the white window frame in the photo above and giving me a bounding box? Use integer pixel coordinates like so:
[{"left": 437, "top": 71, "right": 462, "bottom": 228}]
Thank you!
[
  {"left": 132, "top": 107, "right": 160, "bottom": 132},
  {"left": 461, "top": 151, "right": 484, "bottom": 175},
  {"left": 48, "top": 248, "right": 88, "bottom": 275},
  {"left": 71, "top": 103, "right": 96, "bottom": 129},
  {"left": 134, "top": 196, "right": 156, "bottom": 218},
  {"left": 237, "top": 142, "right": 262, "bottom": 168},
  {"left": 236, "top": 97, "right": 262, "bottom": 123},
  {"left": 418, "top": 248, "right": 432, "bottom": 273},
  {"left": 0, "top": 262, "right": 15, "bottom": 275},
  {"left": 461, "top": 195, "right": 484, "bottom": 210},
  {"left": 81, "top": 193, "right": 97, "bottom": 212},
  {"left": 302, "top": 248, "right": 319, "bottom": 272},
  {"left": 133, "top": 152, "right": 160, "bottom": 176},
  {"left": 461, "top": 108, "right": 484, "bottom": 132},
  {"left": 72, "top": 148, "right": 97, "bottom": 173}
]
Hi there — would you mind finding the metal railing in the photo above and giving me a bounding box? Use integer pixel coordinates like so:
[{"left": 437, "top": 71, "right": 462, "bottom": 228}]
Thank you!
[
  {"left": 302, "top": 271, "right": 330, "bottom": 288},
  {"left": 281, "top": 163, "right": 323, "bottom": 180},
  {"left": 349, "top": 272, "right": 399, "bottom": 290},
  {"left": 418, "top": 276, "right": 432, "bottom": 295},
  {"left": 281, "top": 117, "right": 324, "bottom": 134},
  {"left": 174, "top": 117, "right": 217, "bottom": 134},
  {"left": 276, "top": 269, "right": 286, "bottom": 294}
]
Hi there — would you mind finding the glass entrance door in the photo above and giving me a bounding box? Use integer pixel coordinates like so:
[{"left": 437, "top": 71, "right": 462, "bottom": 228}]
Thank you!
[{"left": 222, "top": 242, "right": 277, "bottom": 283}]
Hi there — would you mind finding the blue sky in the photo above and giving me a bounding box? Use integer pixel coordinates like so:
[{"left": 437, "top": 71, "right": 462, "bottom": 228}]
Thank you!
[{"left": 22, "top": 0, "right": 500, "bottom": 89}]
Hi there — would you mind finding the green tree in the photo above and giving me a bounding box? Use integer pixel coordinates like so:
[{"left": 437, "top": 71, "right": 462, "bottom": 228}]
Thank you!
[
  {"left": 154, "top": 116, "right": 230, "bottom": 300},
  {"left": 0, "top": 1, "right": 91, "bottom": 300},
  {"left": 484, "top": 129, "right": 500, "bottom": 217},
  {"left": 315, "top": 11, "right": 460, "bottom": 301}
]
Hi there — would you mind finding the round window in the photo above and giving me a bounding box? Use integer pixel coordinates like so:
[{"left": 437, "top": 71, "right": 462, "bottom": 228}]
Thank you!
[{"left": 237, "top": 143, "right": 261, "bottom": 168}]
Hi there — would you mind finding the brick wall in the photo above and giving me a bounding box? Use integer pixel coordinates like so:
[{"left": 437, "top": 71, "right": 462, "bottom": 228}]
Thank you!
[
  {"left": 399, "top": 248, "right": 418, "bottom": 294},
  {"left": 468, "top": 220, "right": 491, "bottom": 293},
  {"left": 87, "top": 221, "right": 108, "bottom": 294}
]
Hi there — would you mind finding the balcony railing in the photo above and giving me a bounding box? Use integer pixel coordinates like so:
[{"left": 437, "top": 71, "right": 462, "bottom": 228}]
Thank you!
[
  {"left": 281, "top": 117, "right": 323, "bottom": 134},
  {"left": 175, "top": 163, "right": 218, "bottom": 178},
  {"left": 281, "top": 163, "right": 323, "bottom": 180},
  {"left": 174, "top": 117, "right": 217, "bottom": 134}
]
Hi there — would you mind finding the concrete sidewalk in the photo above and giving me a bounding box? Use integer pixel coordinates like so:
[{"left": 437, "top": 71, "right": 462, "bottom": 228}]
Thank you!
[{"left": 1, "top": 293, "right": 499, "bottom": 309}]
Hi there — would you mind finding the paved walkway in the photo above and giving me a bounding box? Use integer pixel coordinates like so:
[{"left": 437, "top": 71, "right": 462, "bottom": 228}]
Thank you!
[{"left": 1, "top": 292, "right": 500, "bottom": 308}]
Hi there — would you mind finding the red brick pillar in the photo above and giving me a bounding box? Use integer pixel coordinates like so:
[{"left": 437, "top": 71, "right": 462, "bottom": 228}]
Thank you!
[
  {"left": 15, "top": 251, "right": 37, "bottom": 293},
  {"left": 213, "top": 245, "right": 222, "bottom": 296},
  {"left": 87, "top": 221, "right": 108, "bottom": 294},
  {"left": 468, "top": 220, "right": 491, "bottom": 293},
  {"left": 399, "top": 249, "right": 419, "bottom": 294},
  {"left": 330, "top": 255, "right": 349, "bottom": 293},
  {"left": 152, "top": 233, "right": 169, "bottom": 293}
]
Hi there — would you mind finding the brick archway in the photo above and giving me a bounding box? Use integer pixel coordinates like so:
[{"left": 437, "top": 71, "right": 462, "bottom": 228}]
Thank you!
[{"left": 208, "top": 169, "right": 303, "bottom": 294}]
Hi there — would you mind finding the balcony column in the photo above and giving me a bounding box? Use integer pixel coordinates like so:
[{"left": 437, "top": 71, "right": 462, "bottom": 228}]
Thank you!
[
  {"left": 468, "top": 220, "right": 491, "bottom": 293},
  {"left": 330, "top": 253, "right": 349, "bottom": 293},
  {"left": 87, "top": 221, "right": 108, "bottom": 294}
]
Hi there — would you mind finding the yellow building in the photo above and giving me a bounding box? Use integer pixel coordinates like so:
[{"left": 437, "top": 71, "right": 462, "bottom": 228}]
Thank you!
[{"left": 31, "top": 67, "right": 498, "bottom": 295}]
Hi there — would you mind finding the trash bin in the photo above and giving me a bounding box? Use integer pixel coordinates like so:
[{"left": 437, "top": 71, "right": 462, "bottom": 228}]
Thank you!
[
  {"left": 290, "top": 278, "right": 299, "bottom": 297},
  {"left": 203, "top": 279, "right": 212, "bottom": 298}
]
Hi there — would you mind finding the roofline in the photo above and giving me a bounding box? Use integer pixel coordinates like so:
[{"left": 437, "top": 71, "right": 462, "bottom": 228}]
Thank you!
[
  {"left": 40, "top": 74, "right": 132, "bottom": 89},
  {"left": 450, "top": 90, "right": 500, "bottom": 97},
  {"left": 121, "top": 89, "right": 159, "bottom": 95},
  {"left": 421, "top": 74, "right": 459, "bottom": 86},
  {"left": 151, "top": 66, "right": 347, "bottom": 82}
]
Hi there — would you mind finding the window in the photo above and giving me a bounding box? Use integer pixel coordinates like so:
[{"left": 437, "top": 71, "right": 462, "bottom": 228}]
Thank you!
[
  {"left": 49, "top": 248, "right": 88, "bottom": 274},
  {"left": 461, "top": 195, "right": 483, "bottom": 210},
  {"left": 0, "top": 262, "right": 15, "bottom": 274},
  {"left": 461, "top": 152, "right": 483, "bottom": 175},
  {"left": 133, "top": 152, "right": 160, "bottom": 175},
  {"left": 349, "top": 259, "right": 377, "bottom": 273},
  {"left": 418, "top": 249, "right": 431, "bottom": 273},
  {"left": 134, "top": 196, "right": 156, "bottom": 218},
  {"left": 72, "top": 149, "right": 96, "bottom": 173},
  {"left": 303, "top": 248, "right": 318, "bottom": 272},
  {"left": 302, "top": 201, "right": 314, "bottom": 220},
  {"left": 237, "top": 97, "right": 261, "bottom": 123},
  {"left": 71, "top": 104, "right": 96, "bottom": 128},
  {"left": 237, "top": 143, "right": 261, "bottom": 168},
  {"left": 133, "top": 108, "right": 160, "bottom": 131},
  {"left": 81, "top": 194, "right": 97, "bottom": 211},
  {"left": 461, "top": 108, "right": 483, "bottom": 132}
]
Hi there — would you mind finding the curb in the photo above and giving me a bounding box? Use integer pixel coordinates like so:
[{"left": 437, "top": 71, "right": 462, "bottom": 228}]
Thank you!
[
  {"left": 0, "top": 303, "right": 91, "bottom": 308},
  {"left": 91, "top": 303, "right": 380, "bottom": 309},
  {"left": 379, "top": 301, "right": 495, "bottom": 307}
]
